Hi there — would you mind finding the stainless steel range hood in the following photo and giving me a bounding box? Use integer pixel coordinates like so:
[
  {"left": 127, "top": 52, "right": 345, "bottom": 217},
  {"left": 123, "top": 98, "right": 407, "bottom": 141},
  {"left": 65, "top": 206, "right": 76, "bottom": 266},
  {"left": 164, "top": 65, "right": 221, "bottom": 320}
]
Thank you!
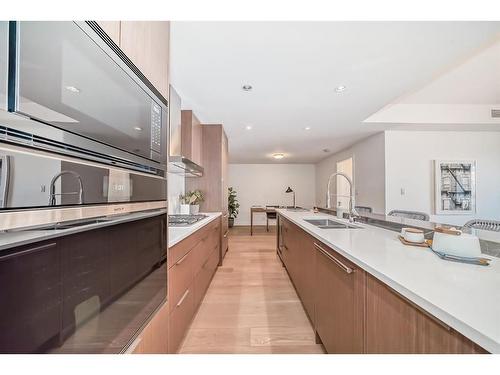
[
  {"left": 168, "top": 86, "right": 204, "bottom": 177},
  {"left": 169, "top": 155, "right": 204, "bottom": 177}
]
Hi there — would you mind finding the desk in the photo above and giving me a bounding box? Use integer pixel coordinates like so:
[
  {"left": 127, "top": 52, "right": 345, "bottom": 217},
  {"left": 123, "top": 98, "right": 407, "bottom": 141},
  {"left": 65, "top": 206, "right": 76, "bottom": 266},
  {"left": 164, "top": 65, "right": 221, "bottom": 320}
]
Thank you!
[{"left": 250, "top": 206, "right": 276, "bottom": 235}]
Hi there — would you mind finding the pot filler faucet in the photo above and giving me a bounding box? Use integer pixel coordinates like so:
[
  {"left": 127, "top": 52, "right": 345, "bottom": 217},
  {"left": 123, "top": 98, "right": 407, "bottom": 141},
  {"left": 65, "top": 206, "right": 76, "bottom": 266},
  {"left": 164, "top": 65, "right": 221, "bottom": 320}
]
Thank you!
[
  {"left": 326, "top": 172, "right": 359, "bottom": 223},
  {"left": 49, "top": 170, "right": 84, "bottom": 206}
]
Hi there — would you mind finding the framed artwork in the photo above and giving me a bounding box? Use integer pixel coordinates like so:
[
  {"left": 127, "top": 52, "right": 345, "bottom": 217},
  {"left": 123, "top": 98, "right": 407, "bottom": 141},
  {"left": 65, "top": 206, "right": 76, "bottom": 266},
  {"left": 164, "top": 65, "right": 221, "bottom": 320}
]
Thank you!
[{"left": 434, "top": 160, "right": 476, "bottom": 215}]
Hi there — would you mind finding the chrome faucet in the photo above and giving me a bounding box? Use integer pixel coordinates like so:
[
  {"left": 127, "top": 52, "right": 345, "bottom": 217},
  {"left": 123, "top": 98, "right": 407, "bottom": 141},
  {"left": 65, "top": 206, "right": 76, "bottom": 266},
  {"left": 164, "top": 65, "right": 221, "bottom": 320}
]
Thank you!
[
  {"left": 326, "top": 172, "right": 359, "bottom": 222},
  {"left": 49, "top": 170, "right": 84, "bottom": 206}
]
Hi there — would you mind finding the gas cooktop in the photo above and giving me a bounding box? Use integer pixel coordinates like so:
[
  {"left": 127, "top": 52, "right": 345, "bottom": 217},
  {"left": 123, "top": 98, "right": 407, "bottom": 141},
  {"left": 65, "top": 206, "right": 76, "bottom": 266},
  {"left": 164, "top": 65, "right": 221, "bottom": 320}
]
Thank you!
[{"left": 168, "top": 214, "right": 208, "bottom": 227}]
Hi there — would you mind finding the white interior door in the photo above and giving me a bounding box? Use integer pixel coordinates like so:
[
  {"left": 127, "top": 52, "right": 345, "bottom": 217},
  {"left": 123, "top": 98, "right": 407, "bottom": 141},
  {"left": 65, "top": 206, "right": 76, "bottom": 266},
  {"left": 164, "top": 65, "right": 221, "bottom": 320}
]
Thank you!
[{"left": 336, "top": 157, "right": 353, "bottom": 210}]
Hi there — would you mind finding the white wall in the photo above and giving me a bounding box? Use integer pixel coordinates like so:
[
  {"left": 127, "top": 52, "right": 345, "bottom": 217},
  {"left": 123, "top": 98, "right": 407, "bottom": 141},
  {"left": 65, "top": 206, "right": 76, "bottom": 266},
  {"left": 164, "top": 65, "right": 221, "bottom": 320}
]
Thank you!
[
  {"left": 228, "top": 164, "right": 316, "bottom": 226},
  {"left": 167, "top": 172, "right": 185, "bottom": 214},
  {"left": 315, "top": 133, "right": 386, "bottom": 214},
  {"left": 385, "top": 131, "right": 500, "bottom": 225}
]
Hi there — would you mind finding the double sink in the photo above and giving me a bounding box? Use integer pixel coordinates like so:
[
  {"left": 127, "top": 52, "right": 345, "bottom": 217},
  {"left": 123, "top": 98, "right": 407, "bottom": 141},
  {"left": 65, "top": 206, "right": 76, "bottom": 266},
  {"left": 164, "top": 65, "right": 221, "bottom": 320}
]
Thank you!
[{"left": 304, "top": 218, "right": 360, "bottom": 229}]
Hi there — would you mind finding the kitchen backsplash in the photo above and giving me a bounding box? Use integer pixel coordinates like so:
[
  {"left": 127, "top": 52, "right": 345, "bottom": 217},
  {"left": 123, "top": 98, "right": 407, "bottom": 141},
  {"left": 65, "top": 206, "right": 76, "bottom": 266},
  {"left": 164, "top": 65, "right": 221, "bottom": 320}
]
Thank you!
[{"left": 168, "top": 172, "right": 185, "bottom": 214}]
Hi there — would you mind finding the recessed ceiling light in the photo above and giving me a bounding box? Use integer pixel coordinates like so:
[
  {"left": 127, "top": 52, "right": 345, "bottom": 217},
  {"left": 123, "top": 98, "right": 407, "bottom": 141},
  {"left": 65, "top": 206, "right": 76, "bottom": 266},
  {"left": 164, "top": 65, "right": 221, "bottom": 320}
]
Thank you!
[
  {"left": 335, "top": 85, "right": 346, "bottom": 93},
  {"left": 133, "top": 126, "right": 143, "bottom": 131},
  {"left": 245, "top": 125, "right": 253, "bottom": 130},
  {"left": 272, "top": 153, "right": 285, "bottom": 159},
  {"left": 65, "top": 85, "right": 81, "bottom": 93},
  {"left": 304, "top": 126, "right": 311, "bottom": 130},
  {"left": 242, "top": 84, "right": 253, "bottom": 92}
]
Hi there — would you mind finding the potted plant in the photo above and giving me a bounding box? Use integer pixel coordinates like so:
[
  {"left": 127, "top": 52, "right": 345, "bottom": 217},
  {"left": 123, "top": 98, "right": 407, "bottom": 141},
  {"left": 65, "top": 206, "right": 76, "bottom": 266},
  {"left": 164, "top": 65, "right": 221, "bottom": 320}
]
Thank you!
[
  {"left": 180, "top": 190, "right": 204, "bottom": 214},
  {"left": 228, "top": 187, "right": 239, "bottom": 227}
]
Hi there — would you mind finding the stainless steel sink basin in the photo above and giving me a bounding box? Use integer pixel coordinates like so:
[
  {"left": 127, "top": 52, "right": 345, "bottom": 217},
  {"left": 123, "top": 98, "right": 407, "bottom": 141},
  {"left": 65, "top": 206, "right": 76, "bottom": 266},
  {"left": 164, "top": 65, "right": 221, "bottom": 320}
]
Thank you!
[{"left": 304, "top": 218, "right": 359, "bottom": 229}]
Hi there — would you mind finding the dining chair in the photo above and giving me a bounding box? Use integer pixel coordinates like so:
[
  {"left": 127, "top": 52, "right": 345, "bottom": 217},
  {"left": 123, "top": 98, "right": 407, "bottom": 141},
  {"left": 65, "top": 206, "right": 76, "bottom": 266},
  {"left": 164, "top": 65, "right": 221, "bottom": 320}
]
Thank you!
[
  {"left": 266, "top": 205, "right": 280, "bottom": 232},
  {"left": 463, "top": 219, "right": 500, "bottom": 232},
  {"left": 388, "top": 209, "right": 430, "bottom": 221}
]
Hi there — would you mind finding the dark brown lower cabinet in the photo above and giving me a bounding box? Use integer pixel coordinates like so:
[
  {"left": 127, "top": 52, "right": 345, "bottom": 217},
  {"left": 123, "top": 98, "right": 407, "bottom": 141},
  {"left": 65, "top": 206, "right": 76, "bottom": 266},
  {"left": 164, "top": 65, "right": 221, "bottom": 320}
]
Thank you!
[
  {"left": 278, "top": 214, "right": 489, "bottom": 354},
  {"left": 314, "top": 241, "right": 365, "bottom": 353}
]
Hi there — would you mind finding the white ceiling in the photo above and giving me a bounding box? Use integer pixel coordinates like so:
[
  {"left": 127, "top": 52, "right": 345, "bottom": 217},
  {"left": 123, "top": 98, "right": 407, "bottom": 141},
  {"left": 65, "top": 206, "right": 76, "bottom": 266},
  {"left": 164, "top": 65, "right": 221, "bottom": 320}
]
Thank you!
[{"left": 169, "top": 22, "right": 500, "bottom": 163}]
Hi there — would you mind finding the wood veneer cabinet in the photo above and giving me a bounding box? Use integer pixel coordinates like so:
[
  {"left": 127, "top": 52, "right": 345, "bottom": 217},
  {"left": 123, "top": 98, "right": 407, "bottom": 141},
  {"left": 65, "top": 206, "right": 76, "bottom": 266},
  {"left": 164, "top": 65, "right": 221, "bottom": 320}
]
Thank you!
[
  {"left": 167, "top": 218, "right": 221, "bottom": 353},
  {"left": 94, "top": 21, "right": 170, "bottom": 99},
  {"left": 314, "top": 240, "right": 365, "bottom": 353},
  {"left": 365, "top": 274, "right": 487, "bottom": 354},
  {"left": 181, "top": 110, "right": 203, "bottom": 166},
  {"left": 186, "top": 125, "right": 229, "bottom": 264},
  {"left": 278, "top": 215, "right": 489, "bottom": 354},
  {"left": 96, "top": 21, "right": 121, "bottom": 45},
  {"left": 131, "top": 302, "right": 169, "bottom": 354}
]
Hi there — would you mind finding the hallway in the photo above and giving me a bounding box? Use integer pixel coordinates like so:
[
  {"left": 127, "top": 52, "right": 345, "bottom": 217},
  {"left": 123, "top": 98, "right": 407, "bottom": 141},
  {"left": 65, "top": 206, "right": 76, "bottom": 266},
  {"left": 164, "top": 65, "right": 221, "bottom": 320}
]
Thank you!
[{"left": 179, "top": 226, "right": 325, "bottom": 354}]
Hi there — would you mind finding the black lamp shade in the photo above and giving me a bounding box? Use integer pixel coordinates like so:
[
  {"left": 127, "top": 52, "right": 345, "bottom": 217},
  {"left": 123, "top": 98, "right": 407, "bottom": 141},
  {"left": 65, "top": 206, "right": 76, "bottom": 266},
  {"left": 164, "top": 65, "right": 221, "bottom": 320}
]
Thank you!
[{"left": 285, "top": 187, "right": 293, "bottom": 193}]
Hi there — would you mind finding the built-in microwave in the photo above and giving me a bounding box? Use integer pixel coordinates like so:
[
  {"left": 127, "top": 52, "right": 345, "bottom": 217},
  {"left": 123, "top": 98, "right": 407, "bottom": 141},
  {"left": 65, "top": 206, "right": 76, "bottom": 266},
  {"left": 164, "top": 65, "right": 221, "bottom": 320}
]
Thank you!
[{"left": 5, "top": 21, "right": 167, "bottom": 174}]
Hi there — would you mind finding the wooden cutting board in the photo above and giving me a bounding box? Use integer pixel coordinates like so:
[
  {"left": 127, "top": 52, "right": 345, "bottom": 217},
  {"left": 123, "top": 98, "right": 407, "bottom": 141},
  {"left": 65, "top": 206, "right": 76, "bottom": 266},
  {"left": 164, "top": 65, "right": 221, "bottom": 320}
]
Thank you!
[{"left": 398, "top": 235, "right": 432, "bottom": 248}]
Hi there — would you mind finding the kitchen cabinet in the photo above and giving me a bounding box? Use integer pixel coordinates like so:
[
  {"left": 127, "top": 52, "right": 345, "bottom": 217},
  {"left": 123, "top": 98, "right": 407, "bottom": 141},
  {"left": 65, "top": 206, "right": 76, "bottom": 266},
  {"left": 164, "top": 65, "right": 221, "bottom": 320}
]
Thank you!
[
  {"left": 96, "top": 21, "right": 121, "bottom": 45},
  {"left": 181, "top": 110, "right": 203, "bottom": 166},
  {"left": 186, "top": 125, "right": 229, "bottom": 264},
  {"left": 168, "top": 218, "right": 221, "bottom": 353},
  {"left": 278, "top": 217, "right": 315, "bottom": 325},
  {"left": 131, "top": 301, "right": 169, "bottom": 354},
  {"left": 314, "top": 240, "right": 365, "bottom": 353},
  {"left": 365, "top": 273, "right": 418, "bottom": 353},
  {"left": 119, "top": 21, "right": 170, "bottom": 98},
  {"left": 278, "top": 215, "right": 487, "bottom": 354},
  {"left": 366, "top": 274, "right": 486, "bottom": 354}
]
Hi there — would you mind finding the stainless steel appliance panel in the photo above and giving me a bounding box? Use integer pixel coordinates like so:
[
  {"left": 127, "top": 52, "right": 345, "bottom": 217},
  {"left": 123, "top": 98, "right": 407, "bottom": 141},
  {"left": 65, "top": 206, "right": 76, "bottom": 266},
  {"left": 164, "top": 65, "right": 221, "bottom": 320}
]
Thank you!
[
  {"left": 0, "top": 143, "right": 166, "bottom": 210},
  {"left": 9, "top": 21, "right": 167, "bottom": 164},
  {"left": 0, "top": 21, "right": 7, "bottom": 110}
]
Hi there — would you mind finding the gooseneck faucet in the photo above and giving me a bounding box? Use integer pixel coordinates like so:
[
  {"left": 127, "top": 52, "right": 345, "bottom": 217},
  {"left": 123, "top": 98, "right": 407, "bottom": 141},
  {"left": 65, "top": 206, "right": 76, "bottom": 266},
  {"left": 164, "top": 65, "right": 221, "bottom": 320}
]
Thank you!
[
  {"left": 49, "top": 170, "right": 84, "bottom": 206},
  {"left": 326, "top": 172, "right": 359, "bottom": 222}
]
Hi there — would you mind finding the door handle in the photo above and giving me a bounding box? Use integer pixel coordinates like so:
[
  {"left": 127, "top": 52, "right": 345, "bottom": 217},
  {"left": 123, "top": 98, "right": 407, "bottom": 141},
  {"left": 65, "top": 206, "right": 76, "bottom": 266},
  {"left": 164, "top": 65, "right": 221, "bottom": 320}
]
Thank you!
[{"left": 314, "top": 242, "right": 354, "bottom": 274}]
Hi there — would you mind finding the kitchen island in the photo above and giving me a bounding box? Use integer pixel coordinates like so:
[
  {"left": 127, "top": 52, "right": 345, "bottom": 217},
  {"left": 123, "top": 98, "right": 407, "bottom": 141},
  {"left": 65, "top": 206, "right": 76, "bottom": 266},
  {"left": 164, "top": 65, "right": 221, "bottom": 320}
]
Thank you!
[{"left": 277, "top": 209, "right": 500, "bottom": 353}]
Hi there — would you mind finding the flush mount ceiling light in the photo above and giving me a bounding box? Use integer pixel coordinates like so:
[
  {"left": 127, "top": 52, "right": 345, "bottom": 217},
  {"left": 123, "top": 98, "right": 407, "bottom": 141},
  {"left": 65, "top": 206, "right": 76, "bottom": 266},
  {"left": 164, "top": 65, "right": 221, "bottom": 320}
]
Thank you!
[
  {"left": 334, "top": 85, "right": 346, "bottom": 93},
  {"left": 245, "top": 125, "right": 253, "bottom": 130},
  {"left": 272, "top": 153, "right": 285, "bottom": 159},
  {"left": 242, "top": 84, "right": 253, "bottom": 91},
  {"left": 65, "top": 85, "right": 81, "bottom": 93},
  {"left": 133, "top": 126, "right": 143, "bottom": 131},
  {"left": 304, "top": 126, "right": 311, "bottom": 130}
]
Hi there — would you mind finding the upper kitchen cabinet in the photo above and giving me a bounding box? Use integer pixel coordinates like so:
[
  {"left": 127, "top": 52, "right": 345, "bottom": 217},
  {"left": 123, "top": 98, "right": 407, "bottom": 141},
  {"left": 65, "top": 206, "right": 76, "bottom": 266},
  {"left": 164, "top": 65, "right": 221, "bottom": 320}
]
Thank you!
[
  {"left": 96, "top": 21, "right": 121, "bottom": 46},
  {"left": 119, "top": 21, "right": 170, "bottom": 98},
  {"left": 186, "top": 124, "right": 229, "bottom": 262},
  {"left": 181, "top": 110, "right": 203, "bottom": 166}
]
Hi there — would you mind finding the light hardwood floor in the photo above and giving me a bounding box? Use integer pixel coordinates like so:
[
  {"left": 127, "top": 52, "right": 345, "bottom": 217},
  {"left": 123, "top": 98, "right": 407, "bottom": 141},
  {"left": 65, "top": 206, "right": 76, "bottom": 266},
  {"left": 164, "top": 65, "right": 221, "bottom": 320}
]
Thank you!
[{"left": 179, "top": 225, "right": 325, "bottom": 354}]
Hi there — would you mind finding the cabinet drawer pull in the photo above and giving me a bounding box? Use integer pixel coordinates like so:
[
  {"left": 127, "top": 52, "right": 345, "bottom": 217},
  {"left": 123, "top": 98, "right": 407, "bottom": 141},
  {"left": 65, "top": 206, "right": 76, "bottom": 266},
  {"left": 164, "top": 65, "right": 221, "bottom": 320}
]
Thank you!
[
  {"left": 223, "top": 231, "right": 228, "bottom": 238},
  {"left": 314, "top": 242, "right": 354, "bottom": 274},
  {"left": 175, "top": 252, "right": 189, "bottom": 266},
  {"left": 223, "top": 214, "right": 228, "bottom": 218},
  {"left": 283, "top": 244, "right": 289, "bottom": 251},
  {"left": 176, "top": 289, "right": 190, "bottom": 307}
]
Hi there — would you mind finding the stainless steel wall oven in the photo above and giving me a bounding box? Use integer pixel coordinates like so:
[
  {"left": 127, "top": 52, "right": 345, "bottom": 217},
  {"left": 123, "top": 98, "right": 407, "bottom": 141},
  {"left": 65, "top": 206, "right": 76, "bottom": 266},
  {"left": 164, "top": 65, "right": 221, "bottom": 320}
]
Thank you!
[{"left": 0, "top": 21, "right": 168, "bottom": 354}]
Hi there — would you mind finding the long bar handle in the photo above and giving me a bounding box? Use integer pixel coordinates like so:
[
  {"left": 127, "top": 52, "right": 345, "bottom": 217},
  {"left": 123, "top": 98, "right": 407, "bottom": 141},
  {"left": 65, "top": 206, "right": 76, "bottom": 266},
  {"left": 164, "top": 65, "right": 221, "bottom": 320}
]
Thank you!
[
  {"left": 176, "top": 289, "right": 190, "bottom": 307},
  {"left": 314, "top": 242, "right": 354, "bottom": 274}
]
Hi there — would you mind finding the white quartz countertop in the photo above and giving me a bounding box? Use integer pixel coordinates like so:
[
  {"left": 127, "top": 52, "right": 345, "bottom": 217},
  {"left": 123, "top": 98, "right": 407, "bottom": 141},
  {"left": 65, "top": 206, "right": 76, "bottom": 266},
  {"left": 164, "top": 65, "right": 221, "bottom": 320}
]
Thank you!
[
  {"left": 168, "top": 212, "right": 222, "bottom": 248},
  {"left": 277, "top": 209, "right": 500, "bottom": 353}
]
